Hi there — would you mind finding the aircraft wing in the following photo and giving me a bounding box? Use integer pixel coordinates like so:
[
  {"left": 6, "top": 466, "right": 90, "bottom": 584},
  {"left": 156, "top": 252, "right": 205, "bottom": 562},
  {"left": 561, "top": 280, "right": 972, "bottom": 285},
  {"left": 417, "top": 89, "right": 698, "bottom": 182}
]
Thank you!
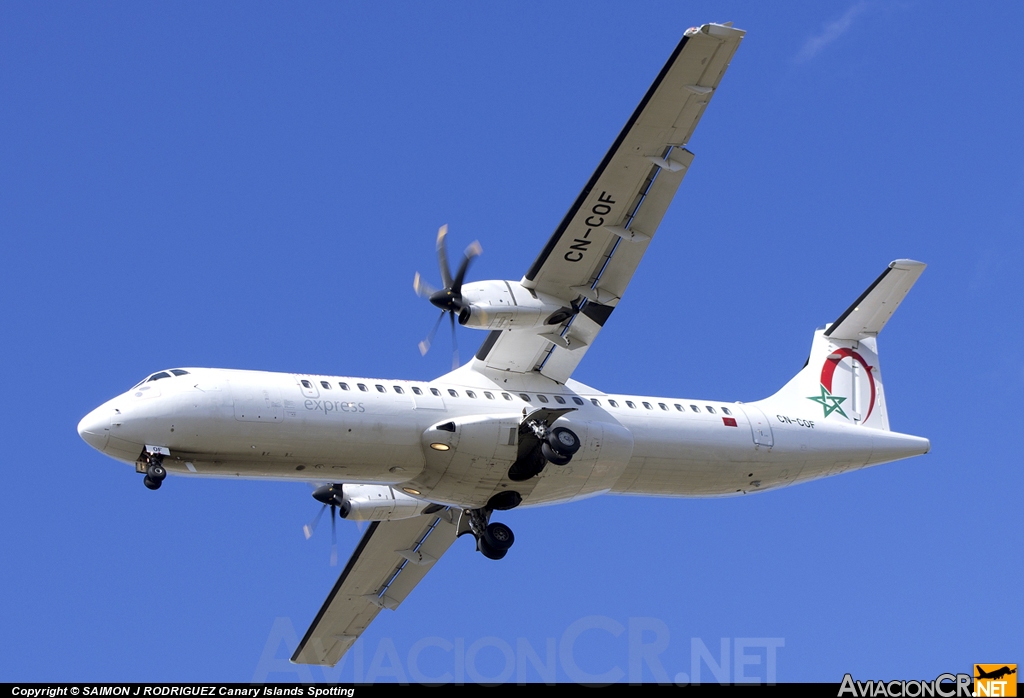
[
  {"left": 291, "top": 510, "right": 460, "bottom": 666},
  {"left": 474, "top": 23, "right": 744, "bottom": 384}
]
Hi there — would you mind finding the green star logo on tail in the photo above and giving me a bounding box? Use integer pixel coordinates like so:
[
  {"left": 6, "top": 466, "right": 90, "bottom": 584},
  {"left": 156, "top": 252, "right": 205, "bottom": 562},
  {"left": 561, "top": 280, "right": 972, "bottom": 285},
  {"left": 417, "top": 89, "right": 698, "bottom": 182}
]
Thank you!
[{"left": 808, "top": 384, "right": 848, "bottom": 419}]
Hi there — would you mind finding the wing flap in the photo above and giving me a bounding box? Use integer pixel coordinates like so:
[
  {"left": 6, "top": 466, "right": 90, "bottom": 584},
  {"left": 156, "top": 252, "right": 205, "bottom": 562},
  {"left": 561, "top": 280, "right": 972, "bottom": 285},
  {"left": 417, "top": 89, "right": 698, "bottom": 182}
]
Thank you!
[
  {"left": 291, "top": 511, "right": 460, "bottom": 666},
  {"left": 594, "top": 149, "right": 692, "bottom": 301}
]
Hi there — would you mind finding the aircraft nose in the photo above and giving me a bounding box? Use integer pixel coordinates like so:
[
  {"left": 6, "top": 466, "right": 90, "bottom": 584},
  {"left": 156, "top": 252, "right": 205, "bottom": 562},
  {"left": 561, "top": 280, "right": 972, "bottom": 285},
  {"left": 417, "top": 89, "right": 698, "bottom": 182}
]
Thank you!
[{"left": 77, "top": 406, "right": 110, "bottom": 452}]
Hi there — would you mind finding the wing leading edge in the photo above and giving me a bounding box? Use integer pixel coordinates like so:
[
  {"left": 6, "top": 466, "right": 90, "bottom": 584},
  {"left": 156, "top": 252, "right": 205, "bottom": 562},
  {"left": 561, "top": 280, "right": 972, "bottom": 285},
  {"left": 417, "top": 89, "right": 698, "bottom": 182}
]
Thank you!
[
  {"left": 291, "top": 511, "right": 460, "bottom": 666},
  {"left": 474, "top": 23, "right": 744, "bottom": 384}
]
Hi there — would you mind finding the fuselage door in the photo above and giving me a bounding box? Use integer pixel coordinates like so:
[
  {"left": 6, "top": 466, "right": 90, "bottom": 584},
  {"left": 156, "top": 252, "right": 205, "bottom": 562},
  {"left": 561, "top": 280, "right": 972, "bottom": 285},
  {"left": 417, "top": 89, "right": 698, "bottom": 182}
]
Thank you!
[
  {"left": 742, "top": 405, "right": 774, "bottom": 450},
  {"left": 295, "top": 376, "right": 319, "bottom": 398}
]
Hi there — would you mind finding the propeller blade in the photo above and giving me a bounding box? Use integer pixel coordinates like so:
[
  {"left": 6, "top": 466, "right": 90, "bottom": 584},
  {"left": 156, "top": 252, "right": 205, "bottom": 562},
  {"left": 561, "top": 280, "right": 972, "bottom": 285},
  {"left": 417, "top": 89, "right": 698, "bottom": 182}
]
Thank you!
[
  {"left": 450, "top": 311, "right": 459, "bottom": 369},
  {"left": 413, "top": 272, "right": 438, "bottom": 299},
  {"left": 451, "top": 241, "right": 481, "bottom": 291},
  {"left": 419, "top": 310, "right": 446, "bottom": 356},
  {"left": 330, "top": 505, "right": 338, "bottom": 567},
  {"left": 436, "top": 225, "right": 453, "bottom": 289},
  {"left": 303, "top": 504, "right": 327, "bottom": 540}
]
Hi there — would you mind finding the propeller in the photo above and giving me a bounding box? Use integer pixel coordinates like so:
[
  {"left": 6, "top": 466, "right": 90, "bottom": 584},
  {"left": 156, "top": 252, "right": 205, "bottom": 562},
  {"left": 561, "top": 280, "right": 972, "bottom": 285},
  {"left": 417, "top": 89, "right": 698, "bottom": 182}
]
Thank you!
[
  {"left": 303, "top": 484, "right": 346, "bottom": 566},
  {"left": 413, "top": 225, "right": 482, "bottom": 369}
]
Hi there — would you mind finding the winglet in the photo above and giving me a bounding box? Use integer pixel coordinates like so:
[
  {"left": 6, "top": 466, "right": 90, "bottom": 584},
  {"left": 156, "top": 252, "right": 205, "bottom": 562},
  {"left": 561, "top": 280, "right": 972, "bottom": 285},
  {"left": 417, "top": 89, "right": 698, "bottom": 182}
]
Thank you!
[{"left": 825, "top": 259, "right": 926, "bottom": 341}]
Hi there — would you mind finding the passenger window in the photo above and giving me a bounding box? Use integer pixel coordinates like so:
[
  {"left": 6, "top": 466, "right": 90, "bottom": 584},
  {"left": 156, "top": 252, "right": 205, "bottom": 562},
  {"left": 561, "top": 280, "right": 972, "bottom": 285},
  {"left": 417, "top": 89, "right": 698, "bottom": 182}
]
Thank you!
[
  {"left": 430, "top": 388, "right": 441, "bottom": 396},
  {"left": 448, "top": 389, "right": 459, "bottom": 397},
  {"left": 358, "top": 384, "right": 368, "bottom": 392},
  {"left": 572, "top": 397, "right": 585, "bottom": 405},
  {"left": 502, "top": 393, "right": 513, "bottom": 400},
  {"left": 642, "top": 402, "right": 653, "bottom": 410},
  {"left": 706, "top": 406, "right": 716, "bottom": 414},
  {"left": 537, "top": 395, "right": 549, "bottom": 403},
  {"left": 722, "top": 407, "right": 732, "bottom": 416},
  {"left": 519, "top": 394, "right": 532, "bottom": 402},
  {"left": 659, "top": 403, "right": 669, "bottom": 411},
  {"left": 690, "top": 405, "right": 700, "bottom": 413},
  {"left": 484, "top": 392, "right": 495, "bottom": 400},
  {"left": 626, "top": 401, "right": 636, "bottom": 408},
  {"left": 393, "top": 386, "right": 404, "bottom": 394},
  {"left": 320, "top": 381, "right": 331, "bottom": 390},
  {"left": 412, "top": 387, "right": 423, "bottom": 395},
  {"left": 466, "top": 390, "right": 477, "bottom": 398},
  {"left": 608, "top": 400, "right": 618, "bottom": 407},
  {"left": 339, "top": 382, "right": 350, "bottom": 390},
  {"left": 675, "top": 404, "right": 684, "bottom": 411},
  {"left": 376, "top": 385, "right": 386, "bottom": 393},
  {"left": 170, "top": 369, "right": 189, "bottom": 376},
  {"left": 554, "top": 395, "right": 566, "bottom": 404},
  {"left": 300, "top": 380, "right": 312, "bottom": 389},
  {"left": 591, "top": 398, "right": 601, "bottom": 406}
]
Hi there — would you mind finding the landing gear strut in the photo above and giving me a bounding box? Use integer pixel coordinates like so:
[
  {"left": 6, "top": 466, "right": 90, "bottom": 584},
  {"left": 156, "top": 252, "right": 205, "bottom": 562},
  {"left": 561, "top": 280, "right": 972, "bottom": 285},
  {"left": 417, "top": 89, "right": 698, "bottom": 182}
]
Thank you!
[
  {"left": 142, "top": 455, "right": 166, "bottom": 490},
  {"left": 465, "top": 508, "right": 515, "bottom": 560}
]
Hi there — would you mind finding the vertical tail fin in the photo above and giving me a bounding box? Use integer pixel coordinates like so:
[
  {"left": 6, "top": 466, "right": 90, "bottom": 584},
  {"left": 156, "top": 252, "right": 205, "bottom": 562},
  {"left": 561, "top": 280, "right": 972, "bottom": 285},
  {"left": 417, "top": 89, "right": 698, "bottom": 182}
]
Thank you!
[{"left": 763, "top": 260, "right": 925, "bottom": 430}]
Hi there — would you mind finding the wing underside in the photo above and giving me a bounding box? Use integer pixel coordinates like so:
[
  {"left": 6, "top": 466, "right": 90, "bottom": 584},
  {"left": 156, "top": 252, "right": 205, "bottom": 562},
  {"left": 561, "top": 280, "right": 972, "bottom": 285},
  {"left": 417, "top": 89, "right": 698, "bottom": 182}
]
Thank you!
[
  {"left": 475, "top": 23, "right": 745, "bottom": 384},
  {"left": 291, "top": 511, "right": 460, "bottom": 666}
]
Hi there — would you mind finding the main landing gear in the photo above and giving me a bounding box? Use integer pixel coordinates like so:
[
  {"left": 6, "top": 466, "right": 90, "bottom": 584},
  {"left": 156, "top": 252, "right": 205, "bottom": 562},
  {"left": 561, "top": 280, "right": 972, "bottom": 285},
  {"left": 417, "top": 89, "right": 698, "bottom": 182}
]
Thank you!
[
  {"left": 465, "top": 508, "right": 516, "bottom": 560},
  {"left": 541, "top": 426, "right": 581, "bottom": 466},
  {"left": 508, "top": 420, "right": 582, "bottom": 481},
  {"left": 142, "top": 455, "right": 167, "bottom": 490}
]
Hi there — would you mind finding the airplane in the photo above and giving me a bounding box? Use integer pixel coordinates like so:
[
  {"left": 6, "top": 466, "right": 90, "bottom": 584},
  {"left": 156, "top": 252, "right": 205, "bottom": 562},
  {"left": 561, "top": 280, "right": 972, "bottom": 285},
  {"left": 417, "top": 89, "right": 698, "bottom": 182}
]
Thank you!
[
  {"left": 975, "top": 666, "right": 1017, "bottom": 681},
  {"left": 76, "top": 22, "right": 930, "bottom": 667}
]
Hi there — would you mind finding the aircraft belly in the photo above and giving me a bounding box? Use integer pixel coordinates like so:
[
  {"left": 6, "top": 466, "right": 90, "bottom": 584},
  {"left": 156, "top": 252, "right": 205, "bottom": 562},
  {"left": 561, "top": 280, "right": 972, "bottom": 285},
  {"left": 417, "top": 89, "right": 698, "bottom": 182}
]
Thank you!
[
  {"left": 610, "top": 412, "right": 891, "bottom": 496},
  {"left": 406, "top": 412, "right": 634, "bottom": 508}
]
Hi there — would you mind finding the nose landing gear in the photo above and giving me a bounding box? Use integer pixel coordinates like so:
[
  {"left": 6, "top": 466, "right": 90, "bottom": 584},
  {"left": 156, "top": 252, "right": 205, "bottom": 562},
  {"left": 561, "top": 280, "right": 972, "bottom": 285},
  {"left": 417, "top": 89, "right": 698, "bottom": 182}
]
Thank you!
[{"left": 142, "top": 455, "right": 167, "bottom": 490}]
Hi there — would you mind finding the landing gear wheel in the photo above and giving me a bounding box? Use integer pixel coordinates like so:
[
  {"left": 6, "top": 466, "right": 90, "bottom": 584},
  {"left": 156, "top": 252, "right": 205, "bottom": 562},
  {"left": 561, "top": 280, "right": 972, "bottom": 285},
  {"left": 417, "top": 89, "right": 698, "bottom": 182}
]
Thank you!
[
  {"left": 547, "top": 427, "right": 581, "bottom": 456},
  {"left": 484, "top": 522, "right": 515, "bottom": 551},
  {"left": 541, "top": 442, "right": 572, "bottom": 466},
  {"left": 143, "top": 475, "right": 161, "bottom": 490},
  {"left": 146, "top": 463, "right": 166, "bottom": 481},
  {"left": 479, "top": 539, "right": 507, "bottom": 560}
]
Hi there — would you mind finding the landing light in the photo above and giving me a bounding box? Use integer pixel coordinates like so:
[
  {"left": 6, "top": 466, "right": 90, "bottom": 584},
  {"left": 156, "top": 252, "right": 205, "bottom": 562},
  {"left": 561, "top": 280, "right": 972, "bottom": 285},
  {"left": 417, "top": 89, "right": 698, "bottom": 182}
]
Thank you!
[
  {"left": 429, "top": 443, "right": 450, "bottom": 451},
  {"left": 403, "top": 487, "right": 422, "bottom": 496}
]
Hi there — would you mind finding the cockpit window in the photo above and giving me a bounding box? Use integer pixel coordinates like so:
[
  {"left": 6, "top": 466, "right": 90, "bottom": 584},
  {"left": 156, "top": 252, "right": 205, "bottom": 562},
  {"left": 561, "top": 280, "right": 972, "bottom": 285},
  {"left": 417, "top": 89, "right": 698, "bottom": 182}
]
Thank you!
[{"left": 134, "top": 369, "right": 189, "bottom": 389}]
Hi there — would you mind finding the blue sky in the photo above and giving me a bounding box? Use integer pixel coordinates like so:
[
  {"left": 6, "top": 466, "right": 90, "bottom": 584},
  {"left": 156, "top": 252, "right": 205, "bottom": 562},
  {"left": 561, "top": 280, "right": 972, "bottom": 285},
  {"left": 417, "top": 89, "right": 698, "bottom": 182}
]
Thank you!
[{"left": 1, "top": 1, "right": 1021, "bottom": 683}]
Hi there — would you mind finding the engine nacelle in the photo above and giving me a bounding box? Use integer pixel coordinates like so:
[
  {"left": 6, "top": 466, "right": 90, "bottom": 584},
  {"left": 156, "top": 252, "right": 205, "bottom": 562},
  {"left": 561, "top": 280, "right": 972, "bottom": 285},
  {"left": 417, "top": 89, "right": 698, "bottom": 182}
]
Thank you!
[
  {"left": 457, "top": 280, "right": 574, "bottom": 331},
  {"left": 339, "top": 484, "right": 434, "bottom": 522}
]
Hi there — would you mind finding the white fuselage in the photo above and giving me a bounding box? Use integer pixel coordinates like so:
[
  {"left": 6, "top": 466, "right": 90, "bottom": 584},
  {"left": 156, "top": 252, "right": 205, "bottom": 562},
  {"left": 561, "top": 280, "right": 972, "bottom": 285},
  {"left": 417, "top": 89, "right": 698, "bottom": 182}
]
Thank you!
[{"left": 78, "top": 366, "right": 930, "bottom": 508}]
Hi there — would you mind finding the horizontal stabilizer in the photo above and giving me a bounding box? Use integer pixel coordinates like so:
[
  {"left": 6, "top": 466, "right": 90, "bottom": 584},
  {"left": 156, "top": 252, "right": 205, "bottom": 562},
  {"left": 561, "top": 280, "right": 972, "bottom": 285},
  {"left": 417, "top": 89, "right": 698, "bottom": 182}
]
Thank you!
[{"left": 825, "top": 260, "right": 926, "bottom": 341}]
